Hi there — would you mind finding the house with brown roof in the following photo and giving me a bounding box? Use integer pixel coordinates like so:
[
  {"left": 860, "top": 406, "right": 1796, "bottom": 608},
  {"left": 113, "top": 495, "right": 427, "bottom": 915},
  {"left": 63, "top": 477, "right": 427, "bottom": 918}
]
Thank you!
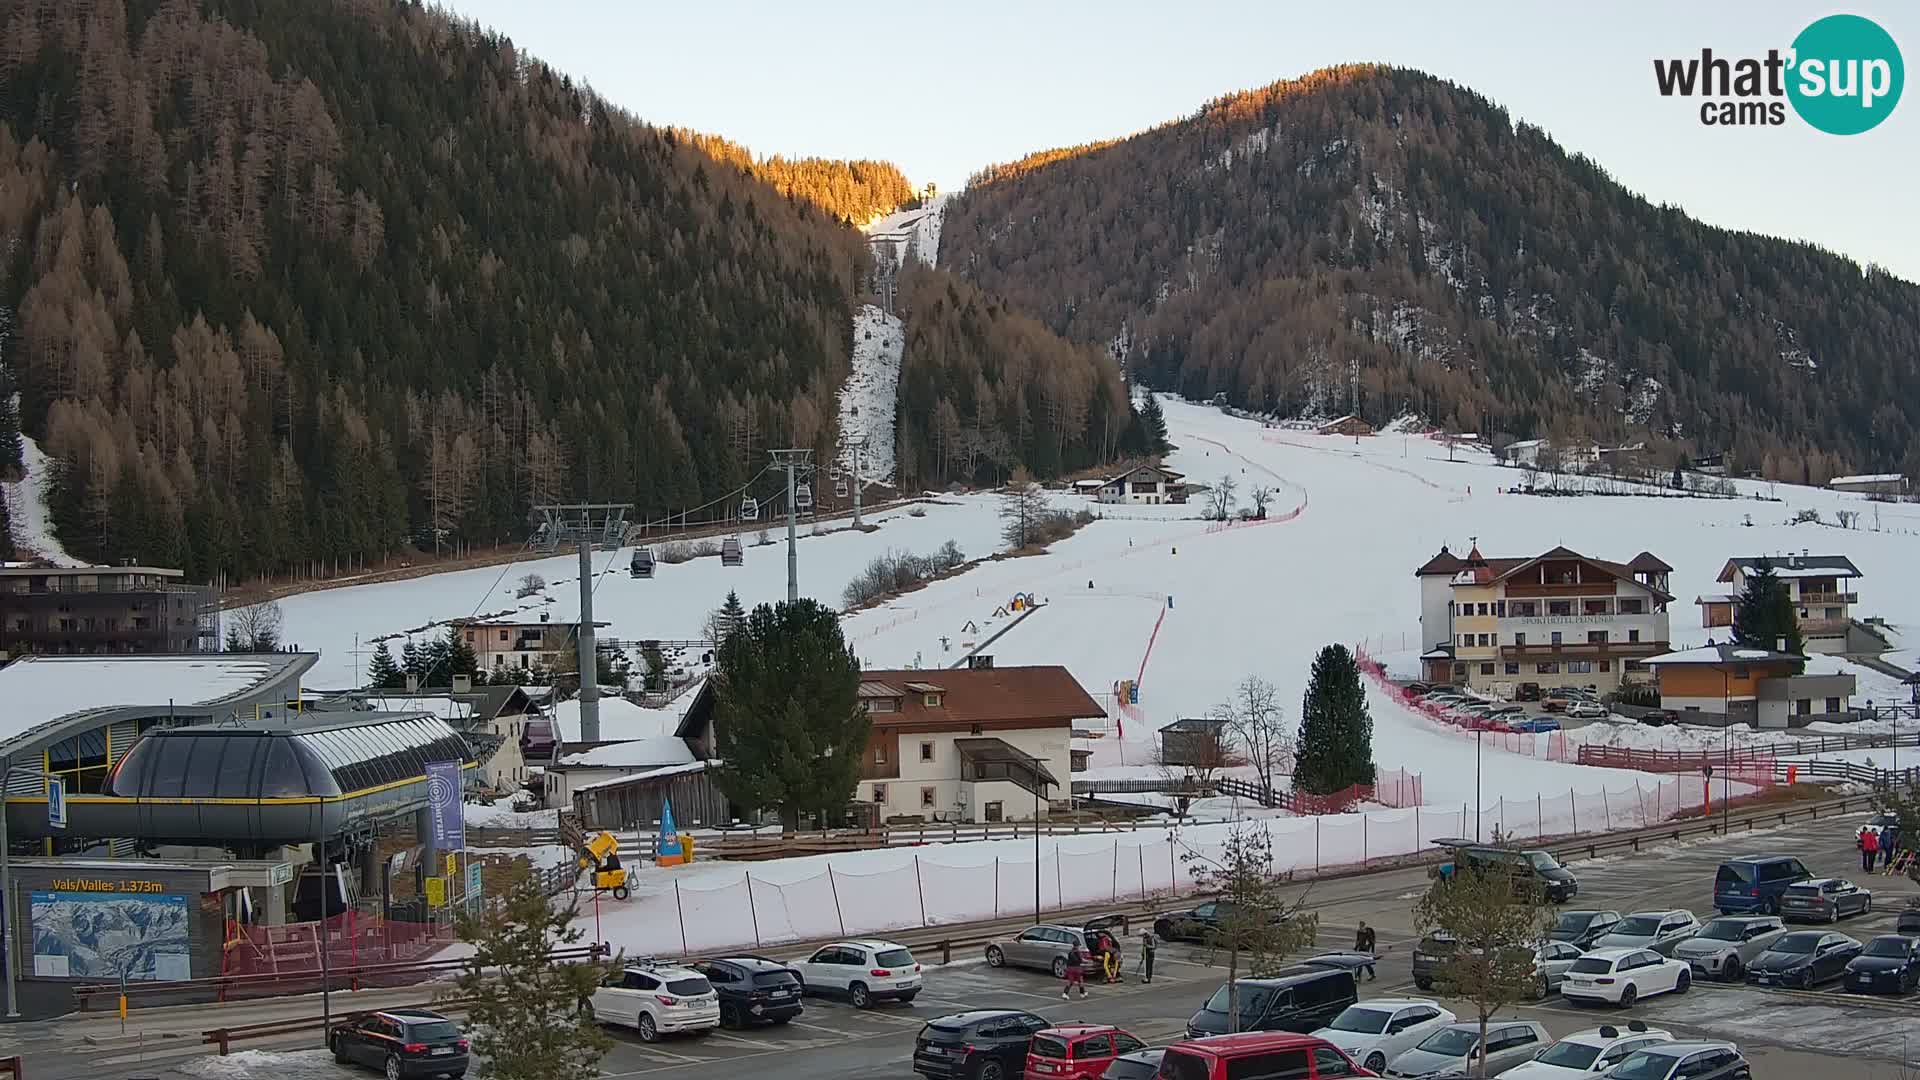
[
  {"left": 1414, "top": 544, "right": 1672, "bottom": 695},
  {"left": 1097, "top": 465, "right": 1187, "bottom": 505},
  {"left": 852, "top": 666, "right": 1102, "bottom": 824}
]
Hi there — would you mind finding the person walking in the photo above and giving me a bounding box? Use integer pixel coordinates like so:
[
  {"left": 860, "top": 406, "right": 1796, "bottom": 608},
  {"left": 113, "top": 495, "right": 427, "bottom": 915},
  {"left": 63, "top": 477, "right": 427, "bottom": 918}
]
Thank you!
[
  {"left": 1138, "top": 930, "right": 1157, "bottom": 984},
  {"left": 1061, "top": 943, "right": 1088, "bottom": 999},
  {"left": 1354, "top": 921, "right": 1378, "bottom": 981},
  {"left": 1860, "top": 826, "right": 1879, "bottom": 873}
]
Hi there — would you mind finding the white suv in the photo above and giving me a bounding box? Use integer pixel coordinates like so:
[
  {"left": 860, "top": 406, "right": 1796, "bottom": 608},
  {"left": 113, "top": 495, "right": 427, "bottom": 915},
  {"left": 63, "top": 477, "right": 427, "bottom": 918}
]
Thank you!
[
  {"left": 588, "top": 962, "right": 720, "bottom": 1042},
  {"left": 1503, "top": 1022, "right": 1673, "bottom": 1078},
  {"left": 793, "top": 939, "right": 922, "bottom": 1008}
]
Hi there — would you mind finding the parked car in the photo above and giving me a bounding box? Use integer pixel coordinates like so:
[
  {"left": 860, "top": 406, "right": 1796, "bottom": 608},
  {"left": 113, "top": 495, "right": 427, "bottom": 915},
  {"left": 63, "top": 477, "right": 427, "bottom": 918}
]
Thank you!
[
  {"left": 1515, "top": 682, "right": 1543, "bottom": 702},
  {"left": 1669, "top": 916, "right": 1787, "bottom": 981},
  {"left": 1510, "top": 716, "right": 1565, "bottom": 733},
  {"left": 1712, "top": 854, "right": 1812, "bottom": 915},
  {"left": 1155, "top": 900, "right": 1290, "bottom": 943},
  {"left": 1596, "top": 1041, "right": 1751, "bottom": 1080},
  {"left": 1410, "top": 932, "right": 1458, "bottom": 991},
  {"left": 1842, "top": 934, "right": 1920, "bottom": 995},
  {"left": 1157, "top": 1032, "right": 1369, "bottom": 1080},
  {"left": 587, "top": 963, "right": 720, "bottom": 1042},
  {"left": 686, "top": 956, "right": 803, "bottom": 1028},
  {"left": 1384, "top": 1020, "right": 1549, "bottom": 1078},
  {"left": 1899, "top": 904, "right": 1920, "bottom": 938},
  {"left": 985, "top": 923, "right": 1099, "bottom": 977},
  {"left": 1593, "top": 910, "right": 1700, "bottom": 955},
  {"left": 1551, "top": 910, "right": 1624, "bottom": 949},
  {"left": 1431, "top": 840, "right": 1580, "bottom": 902},
  {"left": 1778, "top": 877, "right": 1873, "bottom": 923},
  {"left": 1565, "top": 702, "right": 1608, "bottom": 721},
  {"left": 1024, "top": 1024, "right": 1149, "bottom": 1080},
  {"left": 912, "top": 1010, "right": 1050, "bottom": 1080},
  {"left": 1542, "top": 688, "right": 1595, "bottom": 713},
  {"left": 1098, "top": 1047, "right": 1165, "bottom": 1080},
  {"left": 1533, "top": 940, "right": 1588, "bottom": 995},
  {"left": 1502, "top": 1023, "right": 1674, "bottom": 1079},
  {"left": 793, "top": 939, "right": 922, "bottom": 1008},
  {"left": 1559, "top": 948, "right": 1692, "bottom": 1007},
  {"left": 1185, "top": 966, "right": 1358, "bottom": 1038},
  {"left": 1310, "top": 999, "right": 1455, "bottom": 1074},
  {"left": 328, "top": 1009, "right": 469, "bottom": 1079},
  {"left": 1744, "top": 930, "right": 1863, "bottom": 988}
]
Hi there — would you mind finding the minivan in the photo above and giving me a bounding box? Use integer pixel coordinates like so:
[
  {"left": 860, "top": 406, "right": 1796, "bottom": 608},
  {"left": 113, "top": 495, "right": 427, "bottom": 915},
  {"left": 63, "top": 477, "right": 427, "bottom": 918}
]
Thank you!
[
  {"left": 1184, "top": 967, "right": 1357, "bottom": 1038},
  {"left": 1714, "top": 855, "right": 1812, "bottom": 915}
]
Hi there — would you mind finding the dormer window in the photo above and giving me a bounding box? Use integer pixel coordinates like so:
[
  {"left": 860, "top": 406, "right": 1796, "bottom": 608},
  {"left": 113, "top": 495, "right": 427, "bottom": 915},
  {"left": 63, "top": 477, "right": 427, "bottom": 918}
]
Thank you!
[{"left": 924, "top": 694, "right": 942, "bottom": 708}]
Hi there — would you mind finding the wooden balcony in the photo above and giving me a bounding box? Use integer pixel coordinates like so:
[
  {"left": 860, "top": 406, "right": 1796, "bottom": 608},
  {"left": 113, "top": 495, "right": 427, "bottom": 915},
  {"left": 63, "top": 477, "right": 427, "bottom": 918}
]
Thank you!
[
  {"left": 1500, "top": 640, "right": 1669, "bottom": 659},
  {"left": 1795, "top": 592, "right": 1857, "bottom": 605},
  {"left": 1504, "top": 581, "right": 1619, "bottom": 598}
]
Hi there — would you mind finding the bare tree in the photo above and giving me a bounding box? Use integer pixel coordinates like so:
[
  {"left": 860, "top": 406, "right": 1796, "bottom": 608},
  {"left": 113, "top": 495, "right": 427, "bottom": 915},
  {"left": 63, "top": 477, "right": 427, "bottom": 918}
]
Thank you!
[
  {"left": 1218, "top": 676, "right": 1291, "bottom": 797},
  {"left": 1248, "top": 484, "right": 1274, "bottom": 519},
  {"left": 224, "top": 600, "right": 283, "bottom": 652},
  {"left": 998, "top": 466, "right": 1049, "bottom": 548},
  {"left": 1414, "top": 854, "right": 1557, "bottom": 1077},
  {"left": 1180, "top": 827, "right": 1319, "bottom": 1030},
  {"left": 1207, "top": 473, "right": 1238, "bottom": 520},
  {"left": 514, "top": 572, "right": 547, "bottom": 599}
]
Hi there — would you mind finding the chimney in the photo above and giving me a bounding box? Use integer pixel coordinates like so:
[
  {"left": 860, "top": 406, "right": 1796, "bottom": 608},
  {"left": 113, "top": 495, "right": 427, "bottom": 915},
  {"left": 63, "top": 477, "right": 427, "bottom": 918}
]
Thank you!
[{"left": 1776, "top": 637, "right": 1786, "bottom": 653}]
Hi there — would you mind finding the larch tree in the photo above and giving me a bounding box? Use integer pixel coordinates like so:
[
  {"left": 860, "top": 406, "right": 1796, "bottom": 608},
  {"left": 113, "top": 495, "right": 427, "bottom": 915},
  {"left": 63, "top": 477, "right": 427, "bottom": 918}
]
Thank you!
[
  {"left": 1413, "top": 858, "right": 1557, "bottom": 1078},
  {"left": 710, "top": 598, "right": 868, "bottom": 831}
]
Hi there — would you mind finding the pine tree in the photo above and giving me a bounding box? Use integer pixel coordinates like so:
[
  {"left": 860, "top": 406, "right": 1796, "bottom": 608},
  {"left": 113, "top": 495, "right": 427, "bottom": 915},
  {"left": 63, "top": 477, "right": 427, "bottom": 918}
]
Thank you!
[
  {"left": 717, "top": 590, "right": 746, "bottom": 641},
  {"left": 711, "top": 598, "right": 868, "bottom": 831},
  {"left": 444, "top": 624, "right": 480, "bottom": 682},
  {"left": 1295, "top": 644, "right": 1376, "bottom": 795},
  {"left": 452, "top": 863, "right": 611, "bottom": 1080},
  {"left": 1138, "top": 393, "right": 1170, "bottom": 455},
  {"left": 1732, "top": 559, "right": 1805, "bottom": 660},
  {"left": 366, "top": 640, "right": 403, "bottom": 689},
  {"left": 400, "top": 638, "right": 426, "bottom": 684}
]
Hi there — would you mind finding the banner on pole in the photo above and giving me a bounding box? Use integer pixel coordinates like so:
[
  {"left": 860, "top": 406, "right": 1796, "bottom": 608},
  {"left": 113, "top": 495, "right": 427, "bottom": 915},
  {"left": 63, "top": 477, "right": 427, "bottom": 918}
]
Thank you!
[{"left": 425, "top": 760, "right": 465, "bottom": 850}]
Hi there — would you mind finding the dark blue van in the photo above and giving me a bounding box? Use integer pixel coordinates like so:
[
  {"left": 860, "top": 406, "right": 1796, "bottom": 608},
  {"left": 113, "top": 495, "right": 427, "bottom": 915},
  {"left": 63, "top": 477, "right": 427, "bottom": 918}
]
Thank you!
[{"left": 1715, "top": 854, "right": 1812, "bottom": 914}]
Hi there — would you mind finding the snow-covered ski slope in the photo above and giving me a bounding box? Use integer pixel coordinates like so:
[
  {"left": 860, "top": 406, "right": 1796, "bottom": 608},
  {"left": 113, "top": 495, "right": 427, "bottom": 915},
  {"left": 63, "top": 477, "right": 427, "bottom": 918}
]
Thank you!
[
  {"left": 865, "top": 192, "right": 948, "bottom": 269},
  {"left": 837, "top": 304, "right": 904, "bottom": 484},
  {"left": 2, "top": 433, "right": 85, "bottom": 566}
]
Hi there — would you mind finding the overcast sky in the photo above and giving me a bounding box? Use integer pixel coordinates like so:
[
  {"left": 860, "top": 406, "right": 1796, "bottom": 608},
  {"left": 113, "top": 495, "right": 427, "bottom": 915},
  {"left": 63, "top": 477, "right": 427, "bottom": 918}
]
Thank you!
[{"left": 444, "top": 1, "right": 1919, "bottom": 281}]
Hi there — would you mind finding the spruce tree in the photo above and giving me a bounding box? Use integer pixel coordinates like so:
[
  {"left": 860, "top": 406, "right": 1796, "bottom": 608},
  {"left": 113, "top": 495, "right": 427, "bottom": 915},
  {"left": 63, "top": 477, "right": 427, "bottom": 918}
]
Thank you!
[
  {"left": 1295, "top": 643, "right": 1376, "bottom": 795},
  {"left": 1732, "top": 559, "right": 1804, "bottom": 660},
  {"left": 711, "top": 598, "right": 869, "bottom": 831},
  {"left": 718, "top": 590, "right": 746, "bottom": 641},
  {"left": 444, "top": 624, "right": 480, "bottom": 682},
  {"left": 366, "top": 641, "right": 403, "bottom": 689},
  {"left": 1138, "top": 393, "right": 1171, "bottom": 455},
  {"left": 400, "top": 638, "right": 426, "bottom": 685}
]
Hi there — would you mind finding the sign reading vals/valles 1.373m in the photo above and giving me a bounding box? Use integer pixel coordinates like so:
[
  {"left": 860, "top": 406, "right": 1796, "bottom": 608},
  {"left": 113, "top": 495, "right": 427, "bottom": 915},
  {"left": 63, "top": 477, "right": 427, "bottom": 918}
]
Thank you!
[{"left": 49, "top": 878, "right": 170, "bottom": 893}]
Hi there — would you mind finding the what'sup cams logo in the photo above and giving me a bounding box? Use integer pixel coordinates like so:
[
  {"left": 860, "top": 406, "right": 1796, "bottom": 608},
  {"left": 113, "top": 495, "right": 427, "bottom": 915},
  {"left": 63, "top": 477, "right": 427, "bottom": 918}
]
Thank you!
[{"left": 1654, "top": 13, "right": 1903, "bottom": 133}]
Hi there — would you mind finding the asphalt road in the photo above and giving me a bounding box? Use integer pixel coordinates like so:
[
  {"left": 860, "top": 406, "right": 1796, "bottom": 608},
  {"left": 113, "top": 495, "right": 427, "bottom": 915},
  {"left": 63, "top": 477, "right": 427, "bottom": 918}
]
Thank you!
[{"left": 10, "top": 810, "right": 1914, "bottom": 1080}]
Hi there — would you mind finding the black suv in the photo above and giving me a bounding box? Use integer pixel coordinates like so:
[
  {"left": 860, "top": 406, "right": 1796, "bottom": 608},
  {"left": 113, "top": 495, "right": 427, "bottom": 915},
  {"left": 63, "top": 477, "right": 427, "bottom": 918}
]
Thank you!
[
  {"left": 329, "top": 1008, "right": 469, "bottom": 1079},
  {"left": 1184, "top": 965, "right": 1357, "bottom": 1037},
  {"left": 1154, "top": 900, "right": 1291, "bottom": 943},
  {"left": 913, "top": 1009, "right": 1050, "bottom": 1079},
  {"left": 1432, "top": 840, "right": 1579, "bottom": 902},
  {"left": 689, "top": 956, "right": 804, "bottom": 1028}
]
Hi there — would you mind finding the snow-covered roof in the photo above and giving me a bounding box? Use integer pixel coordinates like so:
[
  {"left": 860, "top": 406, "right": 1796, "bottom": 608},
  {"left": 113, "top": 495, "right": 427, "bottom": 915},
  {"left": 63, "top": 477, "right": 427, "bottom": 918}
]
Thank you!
[
  {"left": 1830, "top": 473, "right": 1906, "bottom": 486},
  {"left": 574, "top": 760, "right": 710, "bottom": 793},
  {"left": 551, "top": 693, "right": 687, "bottom": 742},
  {"left": 556, "top": 736, "right": 696, "bottom": 769},
  {"left": 1694, "top": 594, "right": 1735, "bottom": 605},
  {"left": 1644, "top": 644, "right": 1803, "bottom": 666},
  {"left": 0, "top": 654, "right": 312, "bottom": 753}
]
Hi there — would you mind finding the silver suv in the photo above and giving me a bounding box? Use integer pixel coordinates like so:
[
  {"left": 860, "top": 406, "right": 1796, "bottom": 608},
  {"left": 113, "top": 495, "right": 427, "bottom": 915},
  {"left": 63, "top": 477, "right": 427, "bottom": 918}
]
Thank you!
[{"left": 1670, "top": 916, "right": 1786, "bottom": 981}]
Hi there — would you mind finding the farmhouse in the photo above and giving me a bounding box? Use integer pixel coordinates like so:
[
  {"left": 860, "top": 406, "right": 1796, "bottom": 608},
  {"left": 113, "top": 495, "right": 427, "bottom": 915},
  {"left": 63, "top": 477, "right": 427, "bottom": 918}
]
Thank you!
[
  {"left": 1097, "top": 465, "right": 1187, "bottom": 505},
  {"left": 1316, "top": 415, "right": 1373, "bottom": 437},
  {"left": 1828, "top": 473, "right": 1909, "bottom": 497}
]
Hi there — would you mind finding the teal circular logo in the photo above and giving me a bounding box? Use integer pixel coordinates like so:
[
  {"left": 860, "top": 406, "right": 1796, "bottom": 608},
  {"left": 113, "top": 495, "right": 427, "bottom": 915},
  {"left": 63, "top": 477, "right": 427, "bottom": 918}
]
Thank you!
[{"left": 1787, "top": 14, "right": 1904, "bottom": 134}]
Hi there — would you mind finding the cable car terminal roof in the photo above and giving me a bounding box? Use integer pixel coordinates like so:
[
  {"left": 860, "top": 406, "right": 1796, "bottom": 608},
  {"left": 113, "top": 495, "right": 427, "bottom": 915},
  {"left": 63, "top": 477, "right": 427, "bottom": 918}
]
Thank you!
[{"left": 0, "top": 655, "right": 479, "bottom": 844}]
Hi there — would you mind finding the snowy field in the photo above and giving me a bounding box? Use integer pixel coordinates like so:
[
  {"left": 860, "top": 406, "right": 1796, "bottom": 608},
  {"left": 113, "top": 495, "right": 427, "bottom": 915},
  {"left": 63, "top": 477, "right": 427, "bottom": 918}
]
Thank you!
[{"left": 0, "top": 432, "right": 83, "bottom": 566}]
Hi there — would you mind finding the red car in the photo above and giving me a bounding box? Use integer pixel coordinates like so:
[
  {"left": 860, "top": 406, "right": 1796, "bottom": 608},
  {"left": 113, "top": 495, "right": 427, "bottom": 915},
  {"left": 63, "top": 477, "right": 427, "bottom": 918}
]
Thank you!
[
  {"left": 1026, "top": 1023, "right": 1149, "bottom": 1079},
  {"left": 1154, "top": 1031, "right": 1374, "bottom": 1080}
]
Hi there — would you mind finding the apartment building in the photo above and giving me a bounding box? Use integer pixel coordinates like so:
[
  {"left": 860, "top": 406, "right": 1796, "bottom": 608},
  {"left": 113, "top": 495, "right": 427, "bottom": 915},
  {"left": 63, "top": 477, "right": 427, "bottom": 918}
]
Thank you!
[
  {"left": 1417, "top": 544, "right": 1672, "bottom": 695},
  {"left": 1698, "top": 554, "right": 1861, "bottom": 654},
  {"left": 0, "top": 564, "right": 217, "bottom": 656}
]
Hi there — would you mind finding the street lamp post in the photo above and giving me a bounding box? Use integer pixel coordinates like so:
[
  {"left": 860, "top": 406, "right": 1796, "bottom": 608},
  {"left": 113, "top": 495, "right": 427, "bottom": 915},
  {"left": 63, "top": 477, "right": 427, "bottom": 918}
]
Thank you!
[
  {"left": 1474, "top": 728, "right": 1484, "bottom": 843},
  {"left": 1034, "top": 779, "right": 1045, "bottom": 924}
]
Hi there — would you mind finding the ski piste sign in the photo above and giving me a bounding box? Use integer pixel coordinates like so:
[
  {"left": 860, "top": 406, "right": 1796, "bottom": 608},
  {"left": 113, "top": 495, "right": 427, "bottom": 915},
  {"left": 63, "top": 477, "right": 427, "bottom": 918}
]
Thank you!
[
  {"left": 1652, "top": 13, "right": 1904, "bottom": 134},
  {"left": 657, "top": 797, "right": 683, "bottom": 859}
]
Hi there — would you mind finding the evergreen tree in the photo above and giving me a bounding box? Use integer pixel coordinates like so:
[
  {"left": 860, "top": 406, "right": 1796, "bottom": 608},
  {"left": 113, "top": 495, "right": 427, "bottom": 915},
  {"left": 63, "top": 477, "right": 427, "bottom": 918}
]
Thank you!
[
  {"left": 1138, "top": 393, "right": 1171, "bottom": 455},
  {"left": 1295, "top": 644, "right": 1376, "bottom": 794},
  {"left": 717, "top": 590, "right": 746, "bottom": 641},
  {"left": 452, "top": 863, "right": 612, "bottom": 1080},
  {"left": 366, "top": 640, "right": 403, "bottom": 689},
  {"left": 1731, "top": 559, "right": 1805, "bottom": 661},
  {"left": 400, "top": 638, "right": 426, "bottom": 684},
  {"left": 444, "top": 624, "right": 480, "bottom": 682},
  {"left": 711, "top": 598, "right": 868, "bottom": 831},
  {"left": 640, "top": 642, "right": 667, "bottom": 692}
]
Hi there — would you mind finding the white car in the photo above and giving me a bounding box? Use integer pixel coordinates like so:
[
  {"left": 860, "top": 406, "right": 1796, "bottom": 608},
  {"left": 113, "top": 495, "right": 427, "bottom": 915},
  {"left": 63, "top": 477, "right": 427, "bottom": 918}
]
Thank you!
[
  {"left": 1311, "top": 999, "right": 1456, "bottom": 1074},
  {"left": 793, "top": 939, "right": 923, "bottom": 1008},
  {"left": 1503, "top": 1022, "right": 1673, "bottom": 1078},
  {"left": 1559, "top": 947, "right": 1692, "bottom": 1006},
  {"left": 588, "top": 962, "right": 720, "bottom": 1042},
  {"left": 1566, "top": 702, "right": 1608, "bottom": 720}
]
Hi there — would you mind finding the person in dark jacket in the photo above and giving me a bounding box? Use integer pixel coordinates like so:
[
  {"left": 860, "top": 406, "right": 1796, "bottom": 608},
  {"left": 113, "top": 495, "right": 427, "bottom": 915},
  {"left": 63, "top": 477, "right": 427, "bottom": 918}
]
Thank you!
[
  {"left": 1138, "top": 930, "right": 1157, "bottom": 984},
  {"left": 1354, "top": 921, "right": 1378, "bottom": 981},
  {"left": 1061, "top": 944, "right": 1087, "bottom": 999}
]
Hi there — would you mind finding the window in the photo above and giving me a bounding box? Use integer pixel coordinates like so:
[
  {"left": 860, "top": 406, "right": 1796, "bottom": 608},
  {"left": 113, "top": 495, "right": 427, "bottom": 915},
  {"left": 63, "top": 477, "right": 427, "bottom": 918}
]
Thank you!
[
  {"left": 1493, "top": 601, "right": 1506, "bottom": 617},
  {"left": 924, "top": 693, "right": 943, "bottom": 707},
  {"left": 1514, "top": 632, "right": 1527, "bottom": 647},
  {"left": 1453, "top": 663, "right": 1466, "bottom": 677},
  {"left": 983, "top": 800, "right": 1003, "bottom": 823},
  {"left": 1628, "top": 629, "right": 1641, "bottom": 643},
  {"left": 1549, "top": 600, "right": 1573, "bottom": 616},
  {"left": 1599, "top": 660, "right": 1611, "bottom": 672},
  {"left": 1459, "top": 634, "right": 1471, "bottom": 647},
  {"left": 1796, "top": 698, "right": 1812, "bottom": 716},
  {"left": 920, "top": 786, "right": 937, "bottom": 808},
  {"left": 1312, "top": 1048, "right": 1355, "bottom": 1077},
  {"left": 871, "top": 783, "right": 888, "bottom": 802},
  {"left": 1477, "top": 603, "right": 1489, "bottom": 616},
  {"left": 920, "top": 741, "right": 935, "bottom": 762},
  {"left": 498, "top": 629, "right": 509, "bottom": 642},
  {"left": 1504, "top": 663, "right": 1520, "bottom": 675},
  {"left": 865, "top": 697, "right": 896, "bottom": 713},
  {"left": 1618, "top": 597, "right": 1645, "bottom": 614},
  {"left": 873, "top": 744, "right": 888, "bottom": 765},
  {"left": 1588, "top": 630, "right": 1608, "bottom": 644},
  {"left": 1825, "top": 607, "right": 1841, "bottom": 619},
  {"left": 1825, "top": 697, "right": 1841, "bottom": 714},
  {"left": 1584, "top": 599, "right": 1610, "bottom": 615},
  {"left": 1480, "top": 663, "right": 1495, "bottom": 675},
  {"left": 1551, "top": 631, "right": 1563, "bottom": 645},
  {"left": 1511, "top": 600, "right": 1538, "bottom": 617},
  {"left": 1567, "top": 661, "right": 1592, "bottom": 673},
  {"left": 1537, "top": 662, "right": 1560, "bottom": 674},
  {"left": 464, "top": 630, "right": 475, "bottom": 643},
  {"left": 1476, "top": 634, "right": 1490, "bottom": 647}
]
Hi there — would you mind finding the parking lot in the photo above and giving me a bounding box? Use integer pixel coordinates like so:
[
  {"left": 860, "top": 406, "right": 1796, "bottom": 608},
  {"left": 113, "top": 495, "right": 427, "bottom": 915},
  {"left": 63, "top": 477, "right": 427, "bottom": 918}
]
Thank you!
[{"left": 104, "top": 811, "right": 1920, "bottom": 1079}]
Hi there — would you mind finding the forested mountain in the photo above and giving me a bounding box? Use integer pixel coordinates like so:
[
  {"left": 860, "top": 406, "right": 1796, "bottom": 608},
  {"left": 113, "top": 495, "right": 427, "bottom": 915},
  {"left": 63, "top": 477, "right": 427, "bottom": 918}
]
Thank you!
[
  {"left": 945, "top": 66, "right": 1920, "bottom": 483},
  {"left": 680, "top": 133, "right": 916, "bottom": 224},
  {"left": 893, "top": 265, "right": 1138, "bottom": 488},
  {"left": 0, "top": 0, "right": 1128, "bottom": 584}
]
